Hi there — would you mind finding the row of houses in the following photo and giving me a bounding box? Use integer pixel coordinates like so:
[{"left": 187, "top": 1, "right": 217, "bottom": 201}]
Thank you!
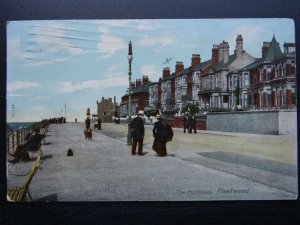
[{"left": 120, "top": 34, "right": 296, "bottom": 116}]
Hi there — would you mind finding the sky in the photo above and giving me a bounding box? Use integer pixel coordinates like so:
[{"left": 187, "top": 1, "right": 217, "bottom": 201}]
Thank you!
[{"left": 6, "top": 19, "right": 295, "bottom": 122}]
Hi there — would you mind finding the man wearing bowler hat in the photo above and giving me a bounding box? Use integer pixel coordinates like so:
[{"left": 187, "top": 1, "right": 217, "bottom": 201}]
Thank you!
[{"left": 130, "top": 110, "right": 145, "bottom": 155}]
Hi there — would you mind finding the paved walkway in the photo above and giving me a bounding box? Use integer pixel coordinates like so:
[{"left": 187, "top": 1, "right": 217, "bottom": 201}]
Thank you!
[{"left": 7, "top": 123, "right": 297, "bottom": 201}]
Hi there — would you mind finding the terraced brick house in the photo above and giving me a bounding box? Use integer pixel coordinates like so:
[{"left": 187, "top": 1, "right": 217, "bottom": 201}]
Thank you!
[
  {"left": 199, "top": 35, "right": 256, "bottom": 109},
  {"left": 120, "top": 75, "right": 150, "bottom": 116},
  {"left": 140, "top": 34, "right": 296, "bottom": 113},
  {"left": 242, "top": 36, "right": 296, "bottom": 110}
]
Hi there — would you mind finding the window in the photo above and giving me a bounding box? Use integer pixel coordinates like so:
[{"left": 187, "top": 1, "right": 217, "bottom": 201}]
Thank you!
[
  {"left": 233, "top": 76, "right": 238, "bottom": 89},
  {"left": 210, "top": 76, "right": 213, "bottom": 89},
  {"left": 283, "top": 87, "right": 286, "bottom": 106},
  {"left": 276, "top": 88, "right": 280, "bottom": 107},
  {"left": 283, "top": 63, "right": 286, "bottom": 77},
  {"left": 244, "top": 73, "right": 249, "bottom": 86},
  {"left": 194, "top": 72, "right": 200, "bottom": 82},
  {"left": 215, "top": 75, "right": 219, "bottom": 88},
  {"left": 244, "top": 93, "right": 248, "bottom": 107},
  {"left": 267, "top": 66, "right": 272, "bottom": 80},
  {"left": 214, "top": 96, "right": 218, "bottom": 107}
]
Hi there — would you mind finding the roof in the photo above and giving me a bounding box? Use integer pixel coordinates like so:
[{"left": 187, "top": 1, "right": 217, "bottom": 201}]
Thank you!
[
  {"left": 192, "top": 59, "right": 212, "bottom": 71},
  {"left": 264, "top": 35, "right": 283, "bottom": 62},
  {"left": 148, "top": 81, "right": 159, "bottom": 86},
  {"left": 122, "top": 84, "right": 150, "bottom": 98},
  {"left": 162, "top": 73, "right": 177, "bottom": 82},
  {"left": 212, "top": 54, "right": 237, "bottom": 71},
  {"left": 243, "top": 58, "right": 263, "bottom": 70}
]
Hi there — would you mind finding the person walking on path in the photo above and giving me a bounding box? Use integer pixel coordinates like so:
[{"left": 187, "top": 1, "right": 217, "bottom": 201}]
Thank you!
[
  {"left": 85, "top": 116, "right": 91, "bottom": 130},
  {"left": 152, "top": 114, "right": 169, "bottom": 156},
  {"left": 130, "top": 110, "right": 145, "bottom": 155}
]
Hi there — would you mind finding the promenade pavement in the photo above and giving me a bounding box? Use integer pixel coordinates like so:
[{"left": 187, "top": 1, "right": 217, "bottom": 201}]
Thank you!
[{"left": 7, "top": 122, "right": 298, "bottom": 201}]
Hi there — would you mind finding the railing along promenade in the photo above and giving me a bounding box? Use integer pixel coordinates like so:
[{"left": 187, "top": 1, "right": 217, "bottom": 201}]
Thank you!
[
  {"left": 6, "top": 119, "right": 52, "bottom": 155},
  {"left": 7, "top": 127, "right": 31, "bottom": 155}
]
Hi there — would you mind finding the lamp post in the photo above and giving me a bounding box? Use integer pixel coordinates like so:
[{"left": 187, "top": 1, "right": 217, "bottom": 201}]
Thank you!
[{"left": 127, "top": 41, "right": 133, "bottom": 145}]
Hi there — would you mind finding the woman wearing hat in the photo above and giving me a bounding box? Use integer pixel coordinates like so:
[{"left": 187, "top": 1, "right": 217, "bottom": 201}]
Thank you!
[
  {"left": 130, "top": 110, "right": 145, "bottom": 155},
  {"left": 152, "top": 114, "right": 168, "bottom": 156}
]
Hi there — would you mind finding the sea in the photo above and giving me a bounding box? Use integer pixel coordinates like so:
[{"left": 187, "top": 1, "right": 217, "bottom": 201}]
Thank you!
[{"left": 7, "top": 122, "right": 34, "bottom": 132}]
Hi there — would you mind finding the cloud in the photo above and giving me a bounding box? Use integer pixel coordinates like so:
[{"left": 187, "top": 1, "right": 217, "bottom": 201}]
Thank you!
[
  {"left": 29, "top": 29, "right": 86, "bottom": 56},
  {"left": 227, "top": 24, "right": 265, "bottom": 55},
  {"left": 105, "top": 66, "right": 125, "bottom": 78},
  {"left": 140, "top": 64, "right": 160, "bottom": 81},
  {"left": 136, "top": 36, "right": 175, "bottom": 53},
  {"left": 31, "top": 95, "right": 53, "bottom": 101},
  {"left": 6, "top": 93, "right": 25, "bottom": 97},
  {"left": 137, "top": 36, "right": 174, "bottom": 47},
  {"left": 7, "top": 36, "right": 22, "bottom": 60},
  {"left": 7, "top": 81, "right": 41, "bottom": 92},
  {"left": 25, "top": 56, "right": 71, "bottom": 68},
  {"left": 135, "top": 20, "right": 161, "bottom": 31},
  {"left": 97, "top": 34, "right": 127, "bottom": 55},
  {"left": 58, "top": 77, "right": 128, "bottom": 93}
]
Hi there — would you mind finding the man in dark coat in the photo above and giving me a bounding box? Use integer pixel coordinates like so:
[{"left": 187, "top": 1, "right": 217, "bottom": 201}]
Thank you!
[
  {"left": 183, "top": 113, "right": 189, "bottom": 133},
  {"left": 85, "top": 116, "right": 91, "bottom": 129},
  {"left": 190, "top": 115, "right": 197, "bottom": 133},
  {"left": 98, "top": 118, "right": 102, "bottom": 130},
  {"left": 130, "top": 110, "right": 145, "bottom": 155}
]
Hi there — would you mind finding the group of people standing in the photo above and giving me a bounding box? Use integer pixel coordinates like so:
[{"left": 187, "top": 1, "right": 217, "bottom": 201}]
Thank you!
[
  {"left": 130, "top": 110, "right": 173, "bottom": 157},
  {"left": 183, "top": 113, "right": 197, "bottom": 134}
]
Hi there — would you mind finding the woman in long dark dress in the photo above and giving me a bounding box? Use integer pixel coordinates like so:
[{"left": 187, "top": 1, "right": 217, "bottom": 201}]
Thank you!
[{"left": 152, "top": 114, "right": 167, "bottom": 156}]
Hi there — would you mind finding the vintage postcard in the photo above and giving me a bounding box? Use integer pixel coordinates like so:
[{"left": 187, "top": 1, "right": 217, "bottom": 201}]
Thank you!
[{"left": 6, "top": 19, "right": 297, "bottom": 201}]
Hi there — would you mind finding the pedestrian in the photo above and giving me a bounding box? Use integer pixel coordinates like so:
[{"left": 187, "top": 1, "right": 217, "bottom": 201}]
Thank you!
[
  {"left": 183, "top": 113, "right": 188, "bottom": 133},
  {"left": 98, "top": 118, "right": 102, "bottom": 130},
  {"left": 130, "top": 110, "right": 145, "bottom": 155},
  {"left": 152, "top": 114, "right": 168, "bottom": 156},
  {"left": 187, "top": 114, "right": 193, "bottom": 133},
  {"left": 85, "top": 116, "right": 91, "bottom": 129},
  {"left": 190, "top": 115, "right": 197, "bottom": 133}
]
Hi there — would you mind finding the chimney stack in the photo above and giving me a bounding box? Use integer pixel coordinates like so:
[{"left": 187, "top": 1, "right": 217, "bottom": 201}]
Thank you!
[
  {"left": 218, "top": 43, "right": 224, "bottom": 63},
  {"left": 223, "top": 41, "right": 229, "bottom": 63},
  {"left": 262, "top": 41, "right": 270, "bottom": 59},
  {"left": 218, "top": 41, "right": 229, "bottom": 64},
  {"left": 211, "top": 44, "right": 219, "bottom": 65},
  {"left": 130, "top": 82, "right": 135, "bottom": 90},
  {"left": 136, "top": 79, "right": 142, "bottom": 88},
  {"left": 142, "top": 75, "right": 149, "bottom": 85},
  {"left": 162, "top": 67, "right": 170, "bottom": 79},
  {"left": 191, "top": 54, "right": 201, "bottom": 67},
  {"left": 235, "top": 34, "right": 243, "bottom": 57},
  {"left": 175, "top": 61, "right": 184, "bottom": 74}
]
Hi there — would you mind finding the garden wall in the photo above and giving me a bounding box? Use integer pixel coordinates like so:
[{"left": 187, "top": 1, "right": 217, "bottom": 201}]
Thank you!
[{"left": 206, "top": 110, "right": 297, "bottom": 135}]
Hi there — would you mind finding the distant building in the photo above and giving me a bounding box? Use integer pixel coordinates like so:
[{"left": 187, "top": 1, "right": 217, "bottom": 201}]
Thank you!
[
  {"left": 120, "top": 75, "right": 150, "bottom": 116},
  {"left": 97, "top": 97, "right": 116, "bottom": 122}
]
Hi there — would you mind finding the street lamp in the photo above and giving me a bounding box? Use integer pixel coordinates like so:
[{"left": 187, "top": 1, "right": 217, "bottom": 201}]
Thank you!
[{"left": 127, "top": 41, "right": 133, "bottom": 145}]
